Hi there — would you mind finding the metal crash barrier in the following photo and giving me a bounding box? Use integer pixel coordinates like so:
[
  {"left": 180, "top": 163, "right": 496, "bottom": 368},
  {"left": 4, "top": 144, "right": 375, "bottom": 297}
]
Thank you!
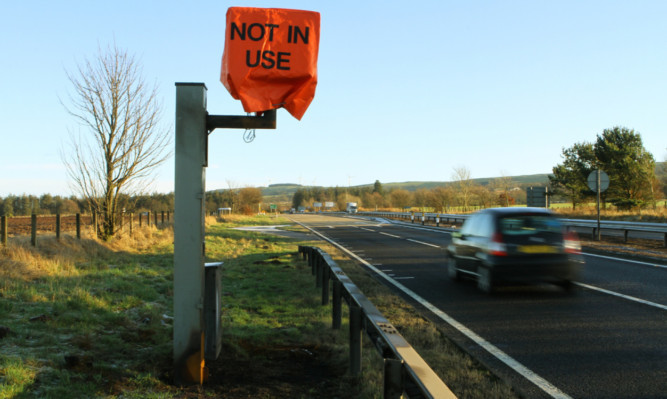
[{"left": 298, "top": 246, "right": 457, "bottom": 399}]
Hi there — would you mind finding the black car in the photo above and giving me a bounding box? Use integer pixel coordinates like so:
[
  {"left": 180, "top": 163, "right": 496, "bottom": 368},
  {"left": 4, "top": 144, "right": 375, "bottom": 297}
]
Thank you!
[{"left": 446, "top": 207, "right": 583, "bottom": 293}]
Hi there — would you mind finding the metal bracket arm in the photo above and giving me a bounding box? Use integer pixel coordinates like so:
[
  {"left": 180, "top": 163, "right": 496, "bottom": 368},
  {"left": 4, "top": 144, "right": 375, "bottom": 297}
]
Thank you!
[{"left": 207, "top": 109, "right": 277, "bottom": 132}]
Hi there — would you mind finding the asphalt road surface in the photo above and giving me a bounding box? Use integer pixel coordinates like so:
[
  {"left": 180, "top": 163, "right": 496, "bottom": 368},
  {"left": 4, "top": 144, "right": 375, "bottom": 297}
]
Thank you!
[{"left": 289, "top": 214, "right": 667, "bottom": 399}]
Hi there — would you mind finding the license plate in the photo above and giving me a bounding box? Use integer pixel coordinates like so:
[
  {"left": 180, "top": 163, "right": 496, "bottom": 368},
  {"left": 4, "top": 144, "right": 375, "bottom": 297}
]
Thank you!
[{"left": 518, "top": 245, "right": 558, "bottom": 254}]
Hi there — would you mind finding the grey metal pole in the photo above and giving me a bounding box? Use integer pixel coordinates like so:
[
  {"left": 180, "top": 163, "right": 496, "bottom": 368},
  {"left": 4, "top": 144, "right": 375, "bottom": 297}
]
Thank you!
[{"left": 173, "top": 83, "right": 208, "bottom": 383}]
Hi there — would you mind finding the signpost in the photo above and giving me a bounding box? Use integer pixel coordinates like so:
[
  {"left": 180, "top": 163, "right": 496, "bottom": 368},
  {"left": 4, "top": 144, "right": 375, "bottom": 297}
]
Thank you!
[
  {"left": 173, "top": 6, "right": 319, "bottom": 385},
  {"left": 587, "top": 170, "right": 609, "bottom": 241}
]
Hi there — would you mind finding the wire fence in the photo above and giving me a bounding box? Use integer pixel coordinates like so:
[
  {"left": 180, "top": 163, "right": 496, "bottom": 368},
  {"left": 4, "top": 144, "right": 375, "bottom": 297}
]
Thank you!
[{"left": 0, "top": 211, "right": 172, "bottom": 246}]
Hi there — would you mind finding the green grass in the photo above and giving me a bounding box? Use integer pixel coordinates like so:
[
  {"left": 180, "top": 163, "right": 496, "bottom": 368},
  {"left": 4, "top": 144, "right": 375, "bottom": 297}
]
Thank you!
[{"left": 1, "top": 215, "right": 519, "bottom": 398}]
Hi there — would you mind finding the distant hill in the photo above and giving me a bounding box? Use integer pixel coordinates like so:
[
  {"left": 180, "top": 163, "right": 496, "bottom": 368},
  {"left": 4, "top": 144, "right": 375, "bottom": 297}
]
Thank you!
[
  {"left": 211, "top": 163, "right": 666, "bottom": 202},
  {"left": 210, "top": 174, "right": 552, "bottom": 203}
]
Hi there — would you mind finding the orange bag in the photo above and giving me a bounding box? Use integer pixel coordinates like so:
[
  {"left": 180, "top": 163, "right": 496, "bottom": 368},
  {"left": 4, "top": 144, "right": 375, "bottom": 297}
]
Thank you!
[{"left": 220, "top": 7, "right": 320, "bottom": 120}]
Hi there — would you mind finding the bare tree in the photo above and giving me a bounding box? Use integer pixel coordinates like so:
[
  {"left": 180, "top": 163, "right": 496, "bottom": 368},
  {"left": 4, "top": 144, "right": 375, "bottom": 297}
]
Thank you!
[
  {"left": 491, "top": 174, "right": 515, "bottom": 207},
  {"left": 62, "top": 44, "right": 171, "bottom": 240},
  {"left": 452, "top": 166, "right": 475, "bottom": 211}
]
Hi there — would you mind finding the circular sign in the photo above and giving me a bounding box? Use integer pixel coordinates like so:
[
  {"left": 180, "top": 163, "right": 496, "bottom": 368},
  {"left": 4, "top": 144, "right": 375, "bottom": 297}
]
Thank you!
[{"left": 587, "top": 170, "right": 610, "bottom": 192}]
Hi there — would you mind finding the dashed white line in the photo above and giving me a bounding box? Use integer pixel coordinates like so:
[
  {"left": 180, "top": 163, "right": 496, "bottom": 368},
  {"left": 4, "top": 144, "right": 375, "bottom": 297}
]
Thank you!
[
  {"left": 380, "top": 232, "right": 401, "bottom": 238},
  {"left": 584, "top": 253, "right": 667, "bottom": 269},
  {"left": 575, "top": 282, "right": 667, "bottom": 311},
  {"left": 406, "top": 238, "right": 441, "bottom": 249}
]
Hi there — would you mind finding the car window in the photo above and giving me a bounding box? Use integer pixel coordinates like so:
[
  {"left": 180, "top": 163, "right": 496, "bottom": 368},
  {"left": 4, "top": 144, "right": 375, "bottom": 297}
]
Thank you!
[
  {"left": 499, "top": 214, "right": 562, "bottom": 236},
  {"left": 477, "top": 214, "right": 494, "bottom": 238},
  {"left": 460, "top": 214, "right": 477, "bottom": 236}
]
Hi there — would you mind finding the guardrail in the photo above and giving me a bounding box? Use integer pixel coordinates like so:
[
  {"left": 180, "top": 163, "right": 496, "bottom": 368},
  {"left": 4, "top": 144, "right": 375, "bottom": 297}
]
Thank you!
[
  {"left": 358, "top": 211, "right": 667, "bottom": 247},
  {"left": 298, "top": 245, "right": 456, "bottom": 399}
]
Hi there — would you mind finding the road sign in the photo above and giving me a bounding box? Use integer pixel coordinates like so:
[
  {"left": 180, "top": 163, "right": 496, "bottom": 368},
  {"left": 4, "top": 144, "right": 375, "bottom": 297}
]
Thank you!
[
  {"left": 587, "top": 170, "right": 609, "bottom": 192},
  {"left": 526, "top": 186, "right": 549, "bottom": 208},
  {"left": 220, "top": 7, "right": 320, "bottom": 120},
  {"left": 270, "top": 204, "right": 277, "bottom": 210}
]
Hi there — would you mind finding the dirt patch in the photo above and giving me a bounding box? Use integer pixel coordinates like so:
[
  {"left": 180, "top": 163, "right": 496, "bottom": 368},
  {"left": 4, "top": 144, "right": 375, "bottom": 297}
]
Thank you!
[{"left": 200, "top": 343, "right": 347, "bottom": 398}]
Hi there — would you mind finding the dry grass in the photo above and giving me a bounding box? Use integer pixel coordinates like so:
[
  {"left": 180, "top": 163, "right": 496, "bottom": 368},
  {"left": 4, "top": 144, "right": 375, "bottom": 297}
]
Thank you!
[
  {"left": 551, "top": 203, "right": 667, "bottom": 222},
  {"left": 0, "top": 226, "right": 173, "bottom": 282}
]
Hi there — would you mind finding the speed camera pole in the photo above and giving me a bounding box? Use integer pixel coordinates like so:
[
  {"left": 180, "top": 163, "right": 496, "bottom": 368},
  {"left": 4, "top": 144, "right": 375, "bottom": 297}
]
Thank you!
[{"left": 174, "top": 83, "right": 208, "bottom": 384}]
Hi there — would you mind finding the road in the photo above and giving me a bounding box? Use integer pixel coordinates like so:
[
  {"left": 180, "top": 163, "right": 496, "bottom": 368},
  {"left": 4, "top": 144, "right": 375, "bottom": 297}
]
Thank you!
[{"left": 289, "top": 213, "right": 667, "bottom": 399}]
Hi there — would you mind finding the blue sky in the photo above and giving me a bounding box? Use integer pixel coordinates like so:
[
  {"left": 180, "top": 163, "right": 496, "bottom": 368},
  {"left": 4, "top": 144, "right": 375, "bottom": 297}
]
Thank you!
[{"left": 1, "top": 1, "right": 666, "bottom": 197}]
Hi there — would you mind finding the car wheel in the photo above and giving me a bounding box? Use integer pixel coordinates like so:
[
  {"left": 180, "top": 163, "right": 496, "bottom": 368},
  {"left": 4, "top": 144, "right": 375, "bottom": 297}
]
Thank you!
[
  {"left": 477, "top": 265, "right": 494, "bottom": 293},
  {"left": 447, "top": 257, "right": 460, "bottom": 281}
]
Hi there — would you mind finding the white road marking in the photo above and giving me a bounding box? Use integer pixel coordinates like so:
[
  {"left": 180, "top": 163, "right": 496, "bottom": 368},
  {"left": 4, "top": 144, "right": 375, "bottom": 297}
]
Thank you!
[
  {"left": 360, "top": 227, "right": 376, "bottom": 232},
  {"left": 575, "top": 282, "right": 667, "bottom": 311},
  {"left": 406, "top": 238, "right": 442, "bottom": 249},
  {"left": 380, "top": 232, "right": 401, "bottom": 238},
  {"left": 584, "top": 252, "right": 667, "bottom": 269},
  {"left": 394, "top": 276, "right": 415, "bottom": 280}
]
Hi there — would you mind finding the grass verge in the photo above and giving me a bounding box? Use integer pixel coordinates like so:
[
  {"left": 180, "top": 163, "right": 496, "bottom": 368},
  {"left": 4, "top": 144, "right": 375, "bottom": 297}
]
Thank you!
[{"left": 1, "top": 215, "right": 518, "bottom": 398}]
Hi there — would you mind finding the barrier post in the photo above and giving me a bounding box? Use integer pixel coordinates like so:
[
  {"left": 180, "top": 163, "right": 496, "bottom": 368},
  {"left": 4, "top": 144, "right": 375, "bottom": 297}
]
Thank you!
[
  {"left": 321, "top": 267, "right": 330, "bottom": 306},
  {"left": 350, "top": 304, "right": 363, "bottom": 375},
  {"left": 76, "top": 213, "right": 81, "bottom": 239},
  {"left": 332, "top": 280, "right": 342, "bottom": 329},
  {"left": 384, "top": 359, "right": 404, "bottom": 399},
  {"left": 56, "top": 214, "right": 61, "bottom": 241},
  {"left": 315, "top": 255, "right": 323, "bottom": 288}
]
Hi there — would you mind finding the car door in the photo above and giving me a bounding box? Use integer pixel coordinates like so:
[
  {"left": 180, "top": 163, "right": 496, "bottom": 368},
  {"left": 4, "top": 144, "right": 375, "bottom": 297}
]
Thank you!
[{"left": 454, "top": 214, "right": 479, "bottom": 273}]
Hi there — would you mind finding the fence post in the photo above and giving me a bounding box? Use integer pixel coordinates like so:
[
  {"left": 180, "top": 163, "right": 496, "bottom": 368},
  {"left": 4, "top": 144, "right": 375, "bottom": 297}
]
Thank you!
[
  {"left": 1, "top": 215, "right": 7, "bottom": 246},
  {"left": 56, "top": 214, "right": 61, "bottom": 241},
  {"left": 332, "top": 280, "right": 342, "bottom": 330},
  {"left": 154, "top": 211, "right": 158, "bottom": 227},
  {"left": 350, "top": 304, "right": 362, "bottom": 375},
  {"left": 321, "top": 267, "right": 330, "bottom": 306},
  {"left": 76, "top": 213, "right": 81, "bottom": 239},
  {"left": 315, "top": 255, "right": 323, "bottom": 288},
  {"left": 31, "top": 214, "right": 37, "bottom": 246},
  {"left": 129, "top": 213, "right": 134, "bottom": 237},
  {"left": 161, "top": 211, "right": 165, "bottom": 225},
  {"left": 384, "top": 359, "right": 404, "bottom": 399}
]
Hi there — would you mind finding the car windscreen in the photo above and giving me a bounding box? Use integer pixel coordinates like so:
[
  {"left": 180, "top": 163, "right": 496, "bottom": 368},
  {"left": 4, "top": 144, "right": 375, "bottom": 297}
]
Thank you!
[{"left": 498, "top": 214, "right": 563, "bottom": 236}]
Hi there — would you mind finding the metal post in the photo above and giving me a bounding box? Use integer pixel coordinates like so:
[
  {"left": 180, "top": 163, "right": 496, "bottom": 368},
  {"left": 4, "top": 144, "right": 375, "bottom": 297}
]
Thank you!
[
  {"left": 321, "top": 267, "right": 330, "bottom": 306},
  {"left": 56, "top": 214, "right": 61, "bottom": 241},
  {"left": 76, "top": 213, "right": 81, "bottom": 239},
  {"left": 350, "top": 304, "right": 362, "bottom": 375},
  {"left": 315, "top": 255, "right": 323, "bottom": 288},
  {"left": 384, "top": 359, "right": 404, "bottom": 399},
  {"left": 332, "top": 280, "right": 342, "bottom": 329},
  {"left": 173, "top": 83, "right": 208, "bottom": 384}
]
